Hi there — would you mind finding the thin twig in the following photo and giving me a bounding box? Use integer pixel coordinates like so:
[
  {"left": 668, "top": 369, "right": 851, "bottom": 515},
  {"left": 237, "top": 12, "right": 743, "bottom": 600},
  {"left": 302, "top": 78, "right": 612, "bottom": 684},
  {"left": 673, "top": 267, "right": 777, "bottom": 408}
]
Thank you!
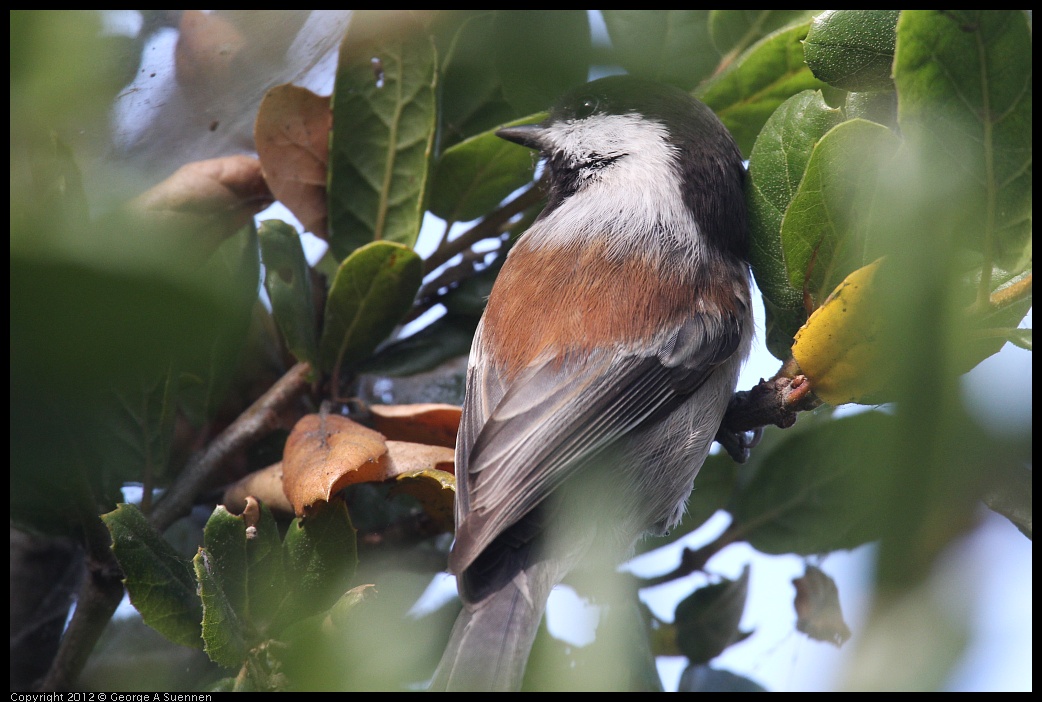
[
  {"left": 150, "top": 362, "right": 313, "bottom": 532},
  {"left": 423, "top": 184, "right": 543, "bottom": 275},
  {"left": 634, "top": 527, "right": 741, "bottom": 589}
]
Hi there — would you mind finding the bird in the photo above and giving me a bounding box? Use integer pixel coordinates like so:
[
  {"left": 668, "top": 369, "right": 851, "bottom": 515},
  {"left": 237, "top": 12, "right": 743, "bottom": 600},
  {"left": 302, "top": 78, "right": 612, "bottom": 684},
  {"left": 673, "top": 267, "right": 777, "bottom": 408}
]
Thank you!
[{"left": 429, "top": 74, "right": 753, "bottom": 691}]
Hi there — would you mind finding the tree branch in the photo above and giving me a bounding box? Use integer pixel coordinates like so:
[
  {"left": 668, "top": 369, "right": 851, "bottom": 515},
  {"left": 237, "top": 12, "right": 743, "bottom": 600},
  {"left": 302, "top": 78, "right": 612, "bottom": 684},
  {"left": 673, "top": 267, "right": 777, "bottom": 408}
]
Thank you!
[
  {"left": 150, "top": 362, "right": 313, "bottom": 532},
  {"left": 36, "top": 515, "right": 123, "bottom": 691}
]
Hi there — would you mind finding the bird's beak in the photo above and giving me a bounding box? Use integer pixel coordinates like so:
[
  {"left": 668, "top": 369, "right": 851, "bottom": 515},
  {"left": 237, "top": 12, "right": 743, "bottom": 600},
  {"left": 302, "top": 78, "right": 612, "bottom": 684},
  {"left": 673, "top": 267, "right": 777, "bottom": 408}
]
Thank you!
[{"left": 495, "top": 123, "right": 547, "bottom": 151}]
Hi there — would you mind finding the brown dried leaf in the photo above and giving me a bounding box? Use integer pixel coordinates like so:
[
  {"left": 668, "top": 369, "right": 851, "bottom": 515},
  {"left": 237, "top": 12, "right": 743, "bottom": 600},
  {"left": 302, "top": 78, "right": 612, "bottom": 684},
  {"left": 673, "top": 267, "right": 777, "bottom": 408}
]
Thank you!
[
  {"left": 175, "top": 10, "right": 245, "bottom": 95},
  {"left": 254, "top": 84, "right": 332, "bottom": 239},
  {"left": 793, "top": 564, "right": 852, "bottom": 647},
  {"left": 223, "top": 463, "right": 292, "bottom": 516},
  {"left": 383, "top": 440, "right": 456, "bottom": 479},
  {"left": 129, "top": 155, "right": 274, "bottom": 250},
  {"left": 282, "top": 413, "right": 388, "bottom": 516},
  {"left": 368, "top": 403, "right": 462, "bottom": 451}
]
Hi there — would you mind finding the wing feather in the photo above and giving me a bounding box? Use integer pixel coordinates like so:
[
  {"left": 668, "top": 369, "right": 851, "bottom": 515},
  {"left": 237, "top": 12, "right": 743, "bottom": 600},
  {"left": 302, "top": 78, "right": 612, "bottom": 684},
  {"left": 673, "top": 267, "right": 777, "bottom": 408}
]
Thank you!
[{"left": 450, "top": 309, "right": 746, "bottom": 574}]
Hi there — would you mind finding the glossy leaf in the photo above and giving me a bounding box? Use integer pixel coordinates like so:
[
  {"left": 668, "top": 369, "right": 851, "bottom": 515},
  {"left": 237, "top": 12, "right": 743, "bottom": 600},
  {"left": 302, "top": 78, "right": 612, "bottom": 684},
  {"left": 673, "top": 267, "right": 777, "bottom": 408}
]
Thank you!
[
  {"left": 746, "top": 90, "right": 844, "bottom": 357},
  {"left": 709, "top": 10, "right": 818, "bottom": 61},
  {"left": 178, "top": 222, "right": 261, "bottom": 423},
  {"left": 318, "top": 241, "right": 423, "bottom": 375},
  {"left": 698, "top": 20, "right": 829, "bottom": 157},
  {"left": 95, "top": 365, "right": 180, "bottom": 492},
  {"left": 428, "top": 113, "right": 544, "bottom": 224},
  {"left": 804, "top": 10, "right": 900, "bottom": 92},
  {"left": 779, "top": 119, "right": 901, "bottom": 309},
  {"left": 357, "top": 312, "right": 477, "bottom": 377},
  {"left": 101, "top": 504, "right": 202, "bottom": 649},
  {"left": 244, "top": 499, "right": 287, "bottom": 632},
  {"left": 1007, "top": 329, "right": 1031, "bottom": 350},
  {"left": 258, "top": 219, "right": 319, "bottom": 366},
  {"left": 329, "top": 10, "right": 437, "bottom": 259}
]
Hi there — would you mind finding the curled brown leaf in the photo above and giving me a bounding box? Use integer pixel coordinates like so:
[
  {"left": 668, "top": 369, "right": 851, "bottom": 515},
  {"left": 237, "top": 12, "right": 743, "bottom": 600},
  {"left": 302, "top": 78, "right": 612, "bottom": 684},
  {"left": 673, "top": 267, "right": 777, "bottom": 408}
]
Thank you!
[
  {"left": 368, "top": 403, "right": 462, "bottom": 451},
  {"left": 254, "top": 84, "right": 332, "bottom": 239},
  {"left": 128, "top": 154, "right": 273, "bottom": 251},
  {"left": 175, "top": 10, "right": 246, "bottom": 95},
  {"left": 282, "top": 413, "right": 388, "bottom": 516},
  {"left": 223, "top": 463, "right": 292, "bottom": 516},
  {"left": 793, "top": 564, "right": 852, "bottom": 647}
]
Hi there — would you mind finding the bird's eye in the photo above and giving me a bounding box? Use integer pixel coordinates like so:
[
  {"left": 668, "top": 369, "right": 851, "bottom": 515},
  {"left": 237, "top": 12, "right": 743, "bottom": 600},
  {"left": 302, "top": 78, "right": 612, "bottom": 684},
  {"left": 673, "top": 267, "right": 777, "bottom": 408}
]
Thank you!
[{"left": 576, "top": 97, "right": 599, "bottom": 119}]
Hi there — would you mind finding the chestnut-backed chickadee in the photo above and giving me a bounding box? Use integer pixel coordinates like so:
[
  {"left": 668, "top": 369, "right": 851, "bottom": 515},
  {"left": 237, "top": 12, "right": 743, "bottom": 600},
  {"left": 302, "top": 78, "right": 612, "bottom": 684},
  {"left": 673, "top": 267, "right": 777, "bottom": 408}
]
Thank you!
[{"left": 430, "top": 75, "right": 752, "bottom": 691}]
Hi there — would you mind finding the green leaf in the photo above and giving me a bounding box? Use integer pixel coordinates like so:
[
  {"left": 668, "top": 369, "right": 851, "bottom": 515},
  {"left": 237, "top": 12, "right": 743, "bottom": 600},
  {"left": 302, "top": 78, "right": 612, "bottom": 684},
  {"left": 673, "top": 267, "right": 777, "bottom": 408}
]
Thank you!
[
  {"left": 1007, "top": 328, "right": 1031, "bottom": 350},
  {"left": 779, "top": 118, "right": 901, "bottom": 308},
  {"left": 602, "top": 11, "right": 718, "bottom": 90},
  {"left": 433, "top": 11, "right": 516, "bottom": 149},
  {"left": 95, "top": 364, "right": 181, "bottom": 491},
  {"left": 178, "top": 223, "right": 261, "bottom": 423},
  {"left": 201, "top": 506, "right": 248, "bottom": 623},
  {"left": 317, "top": 241, "right": 423, "bottom": 375},
  {"left": 698, "top": 20, "right": 829, "bottom": 157},
  {"left": 804, "top": 10, "right": 900, "bottom": 92},
  {"left": 245, "top": 501, "right": 287, "bottom": 633},
  {"left": 491, "top": 11, "right": 591, "bottom": 115},
  {"left": 674, "top": 565, "right": 750, "bottom": 664},
  {"left": 428, "top": 113, "right": 544, "bottom": 224},
  {"left": 957, "top": 267, "right": 1032, "bottom": 372},
  {"left": 709, "top": 10, "right": 818, "bottom": 61},
  {"left": 194, "top": 548, "right": 249, "bottom": 668},
  {"left": 329, "top": 10, "right": 437, "bottom": 259},
  {"left": 278, "top": 500, "right": 358, "bottom": 625},
  {"left": 357, "top": 312, "right": 478, "bottom": 378},
  {"left": 326, "top": 583, "right": 377, "bottom": 630},
  {"left": 746, "top": 90, "right": 844, "bottom": 356},
  {"left": 258, "top": 220, "right": 319, "bottom": 366},
  {"left": 729, "top": 412, "right": 895, "bottom": 555},
  {"left": 843, "top": 90, "right": 898, "bottom": 127},
  {"left": 894, "top": 10, "right": 1032, "bottom": 274},
  {"left": 101, "top": 504, "right": 203, "bottom": 649}
]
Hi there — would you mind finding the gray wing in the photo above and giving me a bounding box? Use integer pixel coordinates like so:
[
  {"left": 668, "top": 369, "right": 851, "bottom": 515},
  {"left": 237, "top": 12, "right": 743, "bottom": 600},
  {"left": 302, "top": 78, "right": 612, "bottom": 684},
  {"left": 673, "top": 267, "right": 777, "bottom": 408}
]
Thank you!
[{"left": 450, "top": 310, "right": 746, "bottom": 575}]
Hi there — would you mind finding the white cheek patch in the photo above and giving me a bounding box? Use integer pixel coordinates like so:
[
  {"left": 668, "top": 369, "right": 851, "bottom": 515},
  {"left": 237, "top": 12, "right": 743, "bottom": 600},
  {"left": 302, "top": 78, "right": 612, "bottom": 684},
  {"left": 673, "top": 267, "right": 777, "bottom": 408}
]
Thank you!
[
  {"left": 532, "top": 114, "right": 705, "bottom": 265},
  {"left": 545, "top": 113, "right": 676, "bottom": 176}
]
